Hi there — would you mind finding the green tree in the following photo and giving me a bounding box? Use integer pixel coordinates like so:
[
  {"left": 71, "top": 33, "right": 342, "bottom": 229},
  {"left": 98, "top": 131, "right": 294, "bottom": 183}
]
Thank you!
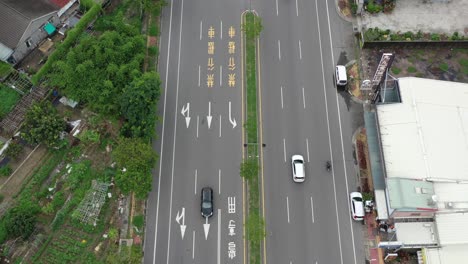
[
  {"left": 119, "top": 72, "right": 161, "bottom": 139},
  {"left": 242, "top": 13, "right": 263, "bottom": 39},
  {"left": 4, "top": 204, "right": 40, "bottom": 240},
  {"left": 21, "top": 102, "right": 66, "bottom": 148},
  {"left": 112, "top": 137, "right": 157, "bottom": 199},
  {"left": 240, "top": 158, "right": 259, "bottom": 181},
  {"left": 5, "top": 141, "right": 23, "bottom": 159}
]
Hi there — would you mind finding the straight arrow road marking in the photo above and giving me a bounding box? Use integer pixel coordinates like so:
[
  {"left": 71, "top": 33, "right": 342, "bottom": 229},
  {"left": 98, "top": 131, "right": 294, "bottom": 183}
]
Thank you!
[
  {"left": 207, "top": 101, "right": 212, "bottom": 129},
  {"left": 175, "top": 208, "right": 186, "bottom": 239},
  {"left": 204, "top": 216, "right": 210, "bottom": 240},
  {"left": 181, "top": 103, "right": 191, "bottom": 128},
  {"left": 229, "top": 101, "right": 237, "bottom": 128}
]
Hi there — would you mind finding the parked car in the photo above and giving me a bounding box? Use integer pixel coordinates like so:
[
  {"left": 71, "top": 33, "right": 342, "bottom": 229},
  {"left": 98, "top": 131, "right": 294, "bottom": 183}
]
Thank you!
[
  {"left": 350, "top": 192, "right": 365, "bottom": 221},
  {"left": 201, "top": 187, "right": 214, "bottom": 218}
]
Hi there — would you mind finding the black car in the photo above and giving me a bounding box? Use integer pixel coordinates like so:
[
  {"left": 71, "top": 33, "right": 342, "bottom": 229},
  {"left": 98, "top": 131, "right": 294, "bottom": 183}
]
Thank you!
[{"left": 201, "top": 187, "right": 214, "bottom": 218}]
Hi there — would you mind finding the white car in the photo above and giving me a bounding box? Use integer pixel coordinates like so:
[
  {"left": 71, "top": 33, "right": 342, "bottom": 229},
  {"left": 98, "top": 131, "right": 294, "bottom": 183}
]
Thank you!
[
  {"left": 350, "top": 192, "right": 365, "bottom": 221},
  {"left": 291, "top": 155, "right": 305, "bottom": 183}
]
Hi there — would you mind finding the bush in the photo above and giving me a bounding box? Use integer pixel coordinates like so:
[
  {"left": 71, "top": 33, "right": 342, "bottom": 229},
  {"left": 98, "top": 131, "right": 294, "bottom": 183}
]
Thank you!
[
  {"left": 5, "top": 141, "right": 23, "bottom": 159},
  {"left": 430, "top": 33, "right": 440, "bottom": 41},
  {"left": 149, "top": 24, "right": 159, "bottom": 36},
  {"left": 78, "top": 130, "right": 100, "bottom": 145},
  {"left": 148, "top": 46, "right": 158, "bottom": 57},
  {"left": 366, "top": 0, "right": 383, "bottom": 13},
  {"left": 52, "top": 191, "right": 66, "bottom": 210},
  {"left": 403, "top": 31, "right": 414, "bottom": 40},
  {"left": 364, "top": 27, "right": 381, "bottom": 41},
  {"left": 0, "top": 165, "right": 12, "bottom": 177},
  {"left": 351, "top": 3, "right": 358, "bottom": 15},
  {"left": 407, "top": 66, "right": 417, "bottom": 73},
  {"left": 133, "top": 215, "right": 144, "bottom": 229},
  {"left": 391, "top": 67, "right": 401, "bottom": 75},
  {"left": 439, "top": 63, "right": 449, "bottom": 72},
  {"left": 415, "top": 30, "right": 423, "bottom": 40},
  {"left": 3, "top": 204, "right": 40, "bottom": 240}
]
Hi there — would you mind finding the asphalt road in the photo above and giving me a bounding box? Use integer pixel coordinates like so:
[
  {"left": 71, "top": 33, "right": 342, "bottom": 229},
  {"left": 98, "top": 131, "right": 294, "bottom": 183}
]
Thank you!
[
  {"left": 144, "top": 0, "right": 249, "bottom": 263},
  {"left": 256, "top": 0, "right": 366, "bottom": 263}
]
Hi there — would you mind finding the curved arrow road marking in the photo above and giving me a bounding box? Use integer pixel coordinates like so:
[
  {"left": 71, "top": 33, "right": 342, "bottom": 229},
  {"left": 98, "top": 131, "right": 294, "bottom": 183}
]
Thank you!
[{"left": 229, "top": 101, "right": 237, "bottom": 128}]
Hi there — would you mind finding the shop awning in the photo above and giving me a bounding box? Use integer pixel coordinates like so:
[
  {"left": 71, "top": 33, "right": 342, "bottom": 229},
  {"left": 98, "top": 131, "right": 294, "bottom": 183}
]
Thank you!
[{"left": 44, "top": 23, "right": 56, "bottom": 35}]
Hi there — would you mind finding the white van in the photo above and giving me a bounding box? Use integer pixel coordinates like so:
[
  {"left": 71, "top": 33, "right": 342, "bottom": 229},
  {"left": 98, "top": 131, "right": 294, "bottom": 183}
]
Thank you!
[{"left": 335, "top": 65, "right": 348, "bottom": 86}]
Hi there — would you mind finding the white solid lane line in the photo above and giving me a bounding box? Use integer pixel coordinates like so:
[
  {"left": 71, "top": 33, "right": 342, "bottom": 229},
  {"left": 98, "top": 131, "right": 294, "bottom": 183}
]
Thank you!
[
  {"left": 276, "top": 0, "right": 278, "bottom": 16},
  {"left": 278, "top": 40, "right": 281, "bottom": 61},
  {"left": 286, "top": 196, "right": 290, "bottom": 223},
  {"left": 298, "top": 40, "right": 302, "bottom": 60},
  {"left": 302, "top": 87, "right": 306, "bottom": 109},
  {"left": 200, "top": 21, "right": 202, "bottom": 40},
  {"left": 306, "top": 138, "right": 310, "bottom": 162},
  {"left": 217, "top": 209, "right": 221, "bottom": 264},
  {"left": 153, "top": 0, "right": 175, "bottom": 260},
  {"left": 218, "top": 169, "right": 221, "bottom": 194},
  {"left": 283, "top": 138, "right": 286, "bottom": 163},
  {"left": 310, "top": 196, "right": 315, "bottom": 223},
  {"left": 192, "top": 230, "right": 195, "bottom": 259},
  {"left": 281, "top": 86, "right": 284, "bottom": 109},
  {"left": 295, "top": 0, "right": 299, "bottom": 16},
  {"left": 219, "top": 115, "right": 222, "bottom": 138},
  {"left": 166, "top": 0, "right": 184, "bottom": 263},
  {"left": 194, "top": 169, "right": 198, "bottom": 195},
  {"left": 196, "top": 115, "right": 199, "bottom": 138}
]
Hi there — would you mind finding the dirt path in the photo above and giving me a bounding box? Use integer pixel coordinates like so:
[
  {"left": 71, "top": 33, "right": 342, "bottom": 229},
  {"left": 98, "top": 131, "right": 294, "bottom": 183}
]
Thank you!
[{"left": 0, "top": 144, "right": 49, "bottom": 206}]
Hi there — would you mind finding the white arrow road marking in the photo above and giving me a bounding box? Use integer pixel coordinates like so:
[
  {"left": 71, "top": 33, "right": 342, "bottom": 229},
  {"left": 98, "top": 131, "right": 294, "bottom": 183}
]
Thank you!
[
  {"left": 229, "top": 101, "right": 237, "bottom": 128},
  {"left": 203, "top": 216, "right": 210, "bottom": 240},
  {"left": 207, "top": 101, "right": 212, "bottom": 129},
  {"left": 181, "top": 103, "right": 191, "bottom": 128},
  {"left": 176, "top": 208, "right": 186, "bottom": 239}
]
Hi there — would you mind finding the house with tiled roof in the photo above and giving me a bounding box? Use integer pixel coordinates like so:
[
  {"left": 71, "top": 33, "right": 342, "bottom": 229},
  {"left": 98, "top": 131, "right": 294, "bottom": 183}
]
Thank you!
[{"left": 0, "top": 0, "right": 77, "bottom": 64}]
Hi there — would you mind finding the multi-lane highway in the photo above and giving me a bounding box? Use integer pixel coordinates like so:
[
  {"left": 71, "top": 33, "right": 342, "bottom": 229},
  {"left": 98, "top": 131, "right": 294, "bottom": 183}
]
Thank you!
[
  {"left": 144, "top": 0, "right": 249, "bottom": 263},
  {"left": 145, "top": 0, "right": 365, "bottom": 263}
]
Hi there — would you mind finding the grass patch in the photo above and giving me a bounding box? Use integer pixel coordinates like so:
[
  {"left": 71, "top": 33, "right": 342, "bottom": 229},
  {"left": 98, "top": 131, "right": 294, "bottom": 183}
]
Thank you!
[
  {"left": 439, "top": 62, "right": 449, "bottom": 72},
  {"left": 459, "top": 58, "right": 468, "bottom": 75},
  {"left": 242, "top": 12, "right": 264, "bottom": 264},
  {"left": 0, "top": 61, "right": 13, "bottom": 79},
  {"left": 149, "top": 24, "right": 159, "bottom": 36},
  {"left": 148, "top": 46, "right": 159, "bottom": 57},
  {"left": 0, "top": 84, "right": 21, "bottom": 119},
  {"left": 391, "top": 67, "right": 401, "bottom": 75},
  {"left": 407, "top": 66, "right": 417, "bottom": 73}
]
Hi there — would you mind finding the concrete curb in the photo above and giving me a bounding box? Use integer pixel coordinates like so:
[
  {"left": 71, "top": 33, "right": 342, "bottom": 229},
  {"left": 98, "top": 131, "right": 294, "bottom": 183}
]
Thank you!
[{"left": 334, "top": 0, "right": 355, "bottom": 23}]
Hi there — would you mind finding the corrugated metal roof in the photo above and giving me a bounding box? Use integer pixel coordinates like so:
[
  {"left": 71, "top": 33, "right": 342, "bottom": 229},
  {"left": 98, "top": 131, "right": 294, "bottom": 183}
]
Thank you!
[
  {"left": 364, "top": 111, "right": 386, "bottom": 190},
  {"left": 435, "top": 213, "right": 468, "bottom": 245},
  {"left": 425, "top": 245, "right": 468, "bottom": 264},
  {"left": 387, "top": 178, "right": 435, "bottom": 209},
  {"left": 377, "top": 77, "right": 468, "bottom": 182},
  {"left": 0, "top": 0, "right": 59, "bottom": 49}
]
